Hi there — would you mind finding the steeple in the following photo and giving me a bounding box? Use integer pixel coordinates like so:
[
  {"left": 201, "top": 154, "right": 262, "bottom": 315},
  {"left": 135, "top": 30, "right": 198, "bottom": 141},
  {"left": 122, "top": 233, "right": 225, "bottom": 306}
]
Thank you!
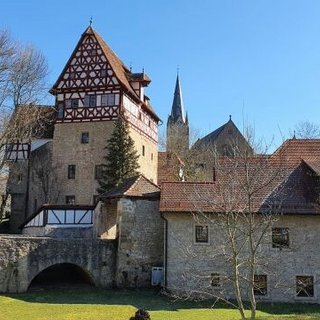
[
  {"left": 170, "top": 75, "right": 186, "bottom": 124},
  {"left": 166, "top": 74, "right": 189, "bottom": 153}
]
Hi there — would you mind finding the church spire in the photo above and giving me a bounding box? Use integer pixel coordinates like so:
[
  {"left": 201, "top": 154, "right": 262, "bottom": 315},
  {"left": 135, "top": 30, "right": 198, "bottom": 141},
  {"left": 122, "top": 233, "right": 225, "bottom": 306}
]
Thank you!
[{"left": 171, "top": 75, "right": 186, "bottom": 124}]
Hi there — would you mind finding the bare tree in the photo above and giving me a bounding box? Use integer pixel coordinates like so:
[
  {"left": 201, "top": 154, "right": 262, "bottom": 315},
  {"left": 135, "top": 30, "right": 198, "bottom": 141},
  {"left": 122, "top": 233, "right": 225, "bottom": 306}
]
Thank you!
[
  {"left": 0, "top": 29, "right": 51, "bottom": 223},
  {"left": 0, "top": 30, "right": 48, "bottom": 109},
  {"left": 8, "top": 46, "right": 48, "bottom": 107},
  {"left": 293, "top": 121, "right": 320, "bottom": 139},
  {"left": 0, "top": 30, "right": 15, "bottom": 108}
]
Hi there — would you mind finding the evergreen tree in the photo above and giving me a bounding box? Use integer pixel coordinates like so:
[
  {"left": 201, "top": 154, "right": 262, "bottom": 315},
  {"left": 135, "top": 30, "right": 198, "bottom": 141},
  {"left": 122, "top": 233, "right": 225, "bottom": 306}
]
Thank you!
[{"left": 97, "top": 115, "right": 140, "bottom": 194}]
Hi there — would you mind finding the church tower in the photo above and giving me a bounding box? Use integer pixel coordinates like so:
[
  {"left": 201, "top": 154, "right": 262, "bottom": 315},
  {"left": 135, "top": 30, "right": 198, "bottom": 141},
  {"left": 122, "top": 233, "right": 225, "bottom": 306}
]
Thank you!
[{"left": 166, "top": 75, "right": 189, "bottom": 154}]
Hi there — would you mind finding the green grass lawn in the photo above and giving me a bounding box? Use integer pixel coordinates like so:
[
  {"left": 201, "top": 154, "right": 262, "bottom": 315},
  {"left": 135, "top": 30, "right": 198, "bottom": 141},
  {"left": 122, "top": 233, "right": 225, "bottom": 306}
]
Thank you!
[{"left": 1, "top": 288, "right": 320, "bottom": 320}]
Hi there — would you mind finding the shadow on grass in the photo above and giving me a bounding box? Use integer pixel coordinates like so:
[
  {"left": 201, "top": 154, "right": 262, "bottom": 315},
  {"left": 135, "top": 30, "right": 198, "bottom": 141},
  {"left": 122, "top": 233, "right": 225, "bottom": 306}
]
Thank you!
[{"left": 3, "top": 288, "right": 320, "bottom": 317}]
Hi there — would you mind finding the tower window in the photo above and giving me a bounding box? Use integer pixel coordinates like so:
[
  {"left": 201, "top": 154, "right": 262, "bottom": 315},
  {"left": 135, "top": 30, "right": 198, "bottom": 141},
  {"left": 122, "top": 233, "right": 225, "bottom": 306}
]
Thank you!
[
  {"left": 100, "top": 69, "right": 107, "bottom": 77},
  {"left": 57, "top": 106, "right": 64, "bottom": 119},
  {"left": 142, "top": 145, "right": 145, "bottom": 156},
  {"left": 101, "top": 93, "right": 115, "bottom": 106},
  {"left": 66, "top": 195, "right": 76, "bottom": 205},
  {"left": 95, "top": 165, "right": 104, "bottom": 180},
  {"left": 151, "top": 153, "right": 153, "bottom": 161},
  {"left": 71, "top": 99, "right": 79, "bottom": 108},
  {"left": 81, "top": 132, "right": 89, "bottom": 144},
  {"left": 68, "top": 165, "right": 76, "bottom": 179},
  {"left": 84, "top": 95, "right": 96, "bottom": 107}
]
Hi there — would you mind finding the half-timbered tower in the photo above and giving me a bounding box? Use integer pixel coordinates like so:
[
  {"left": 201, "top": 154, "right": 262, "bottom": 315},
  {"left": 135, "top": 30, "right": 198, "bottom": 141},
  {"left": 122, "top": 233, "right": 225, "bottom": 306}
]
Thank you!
[
  {"left": 46, "top": 26, "right": 159, "bottom": 206},
  {"left": 166, "top": 75, "right": 189, "bottom": 154}
]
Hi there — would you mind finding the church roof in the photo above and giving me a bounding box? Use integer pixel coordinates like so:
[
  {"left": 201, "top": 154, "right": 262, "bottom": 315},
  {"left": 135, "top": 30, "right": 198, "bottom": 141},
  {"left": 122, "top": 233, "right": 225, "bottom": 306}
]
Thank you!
[
  {"left": 169, "top": 75, "right": 186, "bottom": 124},
  {"left": 101, "top": 174, "right": 160, "bottom": 200},
  {"left": 193, "top": 117, "right": 239, "bottom": 149}
]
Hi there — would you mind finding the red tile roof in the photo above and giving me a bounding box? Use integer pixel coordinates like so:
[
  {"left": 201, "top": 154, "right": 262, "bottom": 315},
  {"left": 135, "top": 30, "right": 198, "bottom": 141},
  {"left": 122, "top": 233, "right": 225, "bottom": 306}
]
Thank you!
[
  {"left": 101, "top": 174, "right": 160, "bottom": 200},
  {"left": 160, "top": 154, "right": 320, "bottom": 215},
  {"left": 272, "top": 139, "right": 320, "bottom": 164}
]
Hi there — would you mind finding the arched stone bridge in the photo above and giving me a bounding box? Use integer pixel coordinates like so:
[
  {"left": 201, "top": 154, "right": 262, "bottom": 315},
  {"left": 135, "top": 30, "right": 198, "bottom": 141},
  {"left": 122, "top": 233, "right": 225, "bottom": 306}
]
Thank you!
[{"left": 0, "top": 235, "right": 116, "bottom": 292}]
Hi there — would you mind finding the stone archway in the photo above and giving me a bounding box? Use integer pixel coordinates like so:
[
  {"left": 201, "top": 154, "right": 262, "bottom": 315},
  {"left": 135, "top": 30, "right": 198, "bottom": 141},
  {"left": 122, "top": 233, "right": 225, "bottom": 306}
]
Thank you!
[{"left": 28, "top": 263, "right": 95, "bottom": 290}]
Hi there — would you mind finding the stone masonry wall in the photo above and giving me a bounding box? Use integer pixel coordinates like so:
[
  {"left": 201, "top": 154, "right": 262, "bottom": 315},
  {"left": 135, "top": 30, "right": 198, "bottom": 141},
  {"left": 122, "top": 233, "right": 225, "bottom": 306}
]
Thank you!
[
  {"left": 116, "top": 198, "right": 163, "bottom": 287},
  {"left": 0, "top": 235, "right": 116, "bottom": 293},
  {"left": 165, "top": 213, "right": 320, "bottom": 303}
]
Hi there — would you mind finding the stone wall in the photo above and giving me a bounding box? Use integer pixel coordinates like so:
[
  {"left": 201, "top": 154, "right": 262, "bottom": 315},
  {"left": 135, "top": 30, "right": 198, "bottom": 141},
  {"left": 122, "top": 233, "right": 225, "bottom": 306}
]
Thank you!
[
  {"left": 116, "top": 198, "right": 164, "bottom": 287},
  {"left": 164, "top": 212, "right": 320, "bottom": 303},
  {"left": 0, "top": 235, "right": 116, "bottom": 293},
  {"left": 22, "top": 226, "right": 93, "bottom": 238},
  {"left": 52, "top": 121, "right": 115, "bottom": 205},
  {"left": 94, "top": 200, "right": 118, "bottom": 239}
]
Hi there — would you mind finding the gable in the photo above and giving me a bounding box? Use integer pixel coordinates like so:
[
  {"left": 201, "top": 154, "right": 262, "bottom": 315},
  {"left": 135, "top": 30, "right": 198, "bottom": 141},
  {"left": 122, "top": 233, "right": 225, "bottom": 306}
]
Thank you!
[{"left": 52, "top": 29, "right": 120, "bottom": 92}]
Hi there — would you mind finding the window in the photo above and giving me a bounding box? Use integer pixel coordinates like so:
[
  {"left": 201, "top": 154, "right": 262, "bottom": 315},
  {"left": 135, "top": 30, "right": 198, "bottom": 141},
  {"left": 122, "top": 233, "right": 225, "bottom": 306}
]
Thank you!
[
  {"left": 84, "top": 95, "right": 96, "bottom": 107},
  {"left": 151, "top": 153, "right": 153, "bottom": 161},
  {"left": 254, "top": 275, "right": 267, "bottom": 296},
  {"left": 71, "top": 99, "right": 79, "bottom": 108},
  {"left": 272, "top": 228, "right": 289, "bottom": 248},
  {"left": 296, "top": 276, "right": 314, "bottom": 297},
  {"left": 101, "top": 93, "right": 115, "bottom": 106},
  {"left": 69, "top": 72, "right": 75, "bottom": 79},
  {"left": 65, "top": 99, "right": 78, "bottom": 108},
  {"left": 100, "top": 69, "right": 107, "bottom": 77},
  {"left": 66, "top": 195, "right": 75, "bottom": 205},
  {"left": 57, "top": 106, "right": 64, "bottom": 119},
  {"left": 81, "top": 132, "right": 89, "bottom": 144},
  {"left": 211, "top": 273, "right": 220, "bottom": 287},
  {"left": 195, "top": 225, "right": 209, "bottom": 243},
  {"left": 142, "top": 145, "right": 145, "bottom": 156},
  {"left": 95, "top": 165, "right": 104, "bottom": 180},
  {"left": 68, "top": 165, "right": 76, "bottom": 179},
  {"left": 89, "top": 49, "right": 97, "bottom": 56}
]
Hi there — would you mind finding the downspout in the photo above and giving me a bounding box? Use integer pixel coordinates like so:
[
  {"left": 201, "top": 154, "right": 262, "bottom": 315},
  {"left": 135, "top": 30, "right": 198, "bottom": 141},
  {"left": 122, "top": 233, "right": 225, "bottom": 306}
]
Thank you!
[{"left": 160, "top": 212, "right": 168, "bottom": 288}]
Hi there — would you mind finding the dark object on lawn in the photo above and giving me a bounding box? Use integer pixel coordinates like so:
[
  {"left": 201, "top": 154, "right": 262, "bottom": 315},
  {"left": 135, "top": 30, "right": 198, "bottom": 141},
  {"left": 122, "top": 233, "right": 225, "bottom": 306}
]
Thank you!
[{"left": 129, "top": 309, "right": 151, "bottom": 320}]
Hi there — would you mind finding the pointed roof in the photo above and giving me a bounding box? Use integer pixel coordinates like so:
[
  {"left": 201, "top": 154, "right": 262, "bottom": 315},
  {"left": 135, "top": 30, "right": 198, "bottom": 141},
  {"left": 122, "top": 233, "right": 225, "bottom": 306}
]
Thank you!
[
  {"left": 100, "top": 174, "right": 160, "bottom": 200},
  {"left": 50, "top": 26, "right": 160, "bottom": 121},
  {"left": 170, "top": 75, "right": 186, "bottom": 123},
  {"left": 192, "top": 118, "right": 238, "bottom": 149}
]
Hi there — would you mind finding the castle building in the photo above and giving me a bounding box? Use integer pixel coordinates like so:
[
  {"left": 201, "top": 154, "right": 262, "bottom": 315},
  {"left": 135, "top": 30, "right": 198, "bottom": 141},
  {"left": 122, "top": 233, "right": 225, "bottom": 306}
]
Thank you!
[
  {"left": 4, "top": 24, "right": 320, "bottom": 306},
  {"left": 8, "top": 26, "right": 160, "bottom": 231}
]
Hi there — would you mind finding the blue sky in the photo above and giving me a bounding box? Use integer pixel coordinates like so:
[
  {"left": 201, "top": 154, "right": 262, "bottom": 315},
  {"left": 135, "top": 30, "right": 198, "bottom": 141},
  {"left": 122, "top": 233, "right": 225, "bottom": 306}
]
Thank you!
[{"left": 2, "top": 0, "right": 320, "bottom": 149}]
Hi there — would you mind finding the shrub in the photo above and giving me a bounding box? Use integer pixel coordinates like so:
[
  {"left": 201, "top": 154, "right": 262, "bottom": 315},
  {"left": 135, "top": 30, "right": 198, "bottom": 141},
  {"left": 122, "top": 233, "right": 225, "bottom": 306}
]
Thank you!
[{"left": 129, "top": 309, "right": 151, "bottom": 320}]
